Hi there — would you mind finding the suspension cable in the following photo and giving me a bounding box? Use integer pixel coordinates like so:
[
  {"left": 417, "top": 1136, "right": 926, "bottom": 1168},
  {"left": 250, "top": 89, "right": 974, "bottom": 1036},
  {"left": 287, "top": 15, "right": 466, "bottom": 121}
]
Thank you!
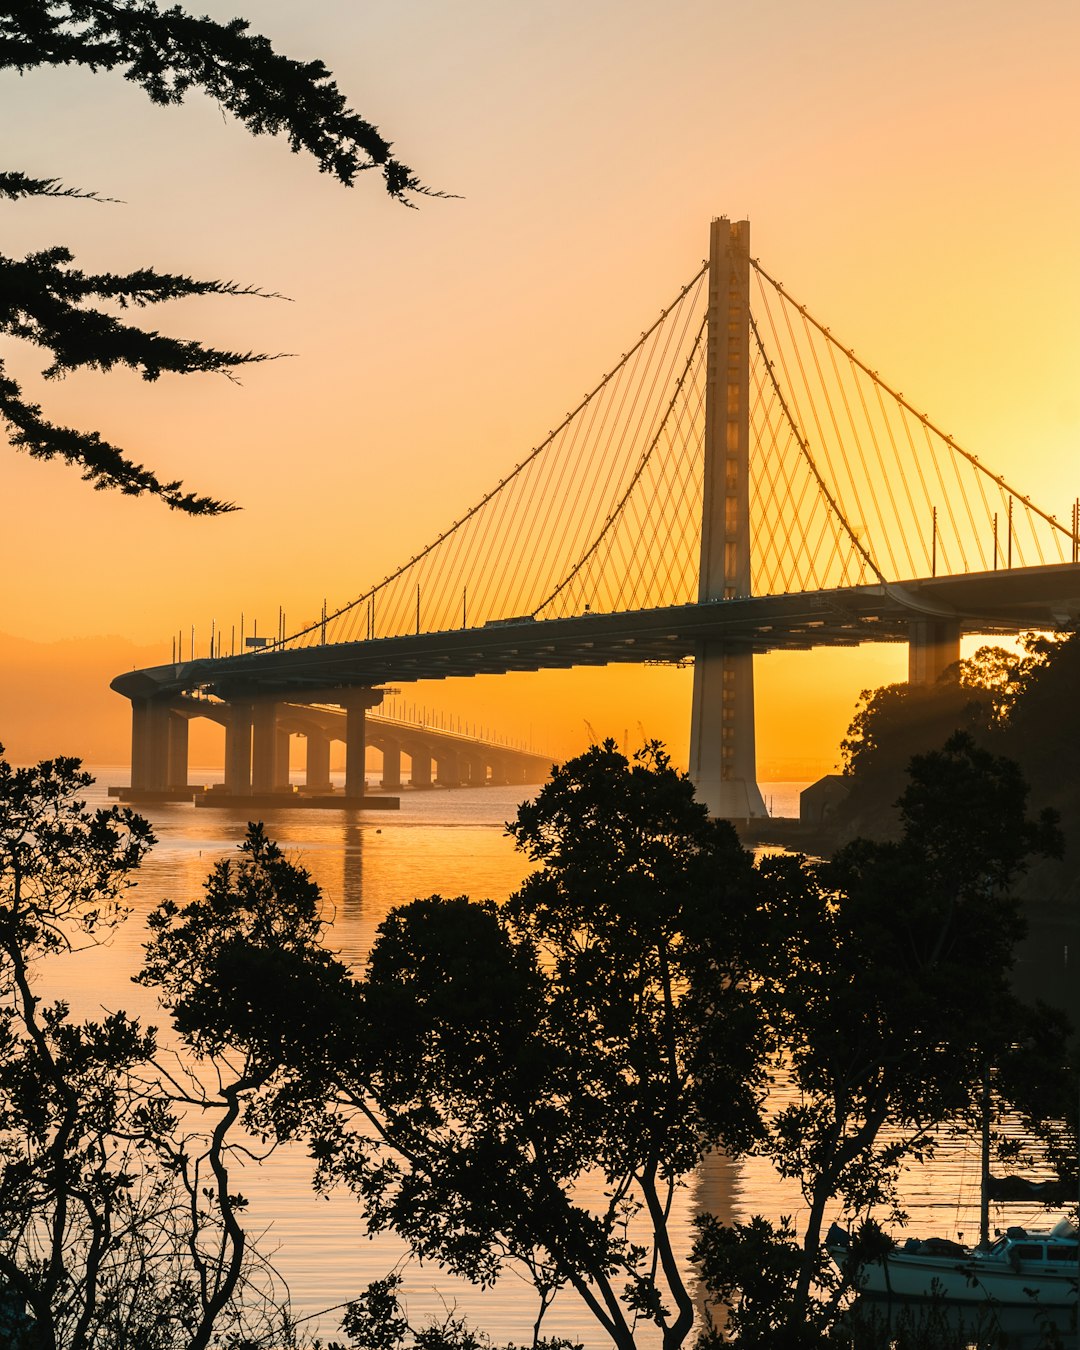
[
  {"left": 750, "top": 258, "right": 1077, "bottom": 547},
  {"left": 283, "top": 262, "right": 709, "bottom": 646},
  {"left": 749, "top": 309, "right": 886, "bottom": 585}
]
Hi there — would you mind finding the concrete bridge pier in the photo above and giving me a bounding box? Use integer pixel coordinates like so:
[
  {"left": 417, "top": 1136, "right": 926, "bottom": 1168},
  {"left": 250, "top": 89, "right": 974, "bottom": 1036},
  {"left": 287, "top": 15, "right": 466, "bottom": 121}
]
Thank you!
[
  {"left": 167, "top": 712, "right": 189, "bottom": 790},
  {"left": 436, "top": 750, "right": 461, "bottom": 788},
  {"left": 251, "top": 699, "right": 280, "bottom": 794},
  {"left": 130, "top": 698, "right": 193, "bottom": 793},
  {"left": 690, "top": 645, "right": 764, "bottom": 819},
  {"left": 130, "top": 698, "right": 173, "bottom": 792},
  {"left": 461, "top": 751, "right": 485, "bottom": 786},
  {"left": 275, "top": 730, "right": 291, "bottom": 790},
  {"left": 381, "top": 741, "right": 402, "bottom": 789},
  {"left": 305, "top": 732, "right": 332, "bottom": 791},
  {"left": 341, "top": 690, "right": 384, "bottom": 800},
  {"left": 410, "top": 750, "right": 433, "bottom": 787},
  {"left": 908, "top": 618, "right": 962, "bottom": 685},
  {"left": 224, "top": 701, "right": 253, "bottom": 795}
]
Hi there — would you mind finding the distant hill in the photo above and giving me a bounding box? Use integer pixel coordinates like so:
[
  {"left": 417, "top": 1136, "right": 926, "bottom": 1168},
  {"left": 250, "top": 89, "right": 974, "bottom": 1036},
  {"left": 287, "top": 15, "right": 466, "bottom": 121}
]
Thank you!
[{"left": 0, "top": 631, "right": 165, "bottom": 765}]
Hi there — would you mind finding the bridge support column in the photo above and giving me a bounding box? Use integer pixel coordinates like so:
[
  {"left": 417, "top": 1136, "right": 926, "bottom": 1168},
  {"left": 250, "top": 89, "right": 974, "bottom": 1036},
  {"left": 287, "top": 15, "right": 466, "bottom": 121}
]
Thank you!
[
  {"left": 410, "top": 750, "right": 432, "bottom": 788},
  {"left": 689, "top": 215, "right": 766, "bottom": 820},
  {"left": 344, "top": 703, "right": 366, "bottom": 801},
  {"left": 251, "top": 700, "right": 280, "bottom": 794},
  {"left": 167, "top": 713, "right": 189, "bottom": 790},
  {"left": 381, "top": 742, "right": 402, "bottom": 789},
  {"left": 275, "top": 730, "right": 291, "bottom": 790},
  {"left": 908, "top": 619, "right": 961, "bottom": 686},
  {"left": 341, "top": 690, "right": 384, "bottom": 801},
  {"left": 436, "top": 750, "right": 461, "bottom": 788},
  {"left": 690, "top": 646, "right": 764, "bottom": 819},
  {"left": 305, "top": 732, "right": 332, "bottom": 791},
  {"left": 224, "top": 701, "right": 253, "bottom": 795},
  {"left": 131, "top": 698, "right": 172, "bottom": 791}
]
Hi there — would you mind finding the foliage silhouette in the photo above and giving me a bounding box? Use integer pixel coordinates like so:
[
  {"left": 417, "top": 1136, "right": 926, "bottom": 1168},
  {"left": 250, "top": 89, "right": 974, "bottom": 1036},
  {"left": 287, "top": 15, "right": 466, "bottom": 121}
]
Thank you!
[
  {"left": 0, "top": 750, "right": 310, "bottom": 1348},
  {"left": 756, "top": 732, "right": 1063, "bottom": 1331},
  {"left": 1, "top": 0, "right": 428, "bottom": 512},
  {"left": 151, "top": 738, "right": 1070, "bottom": 1349},
  {"left": 11, "top": 735, "right": 1061, "bottom": 1346}
]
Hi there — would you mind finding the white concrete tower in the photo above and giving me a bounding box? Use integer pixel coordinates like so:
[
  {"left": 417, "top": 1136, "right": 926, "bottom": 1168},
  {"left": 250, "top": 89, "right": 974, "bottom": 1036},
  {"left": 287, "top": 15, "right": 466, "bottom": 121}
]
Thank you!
[{"left": 689, "top": 217, "right": 767, "bottom": 819}]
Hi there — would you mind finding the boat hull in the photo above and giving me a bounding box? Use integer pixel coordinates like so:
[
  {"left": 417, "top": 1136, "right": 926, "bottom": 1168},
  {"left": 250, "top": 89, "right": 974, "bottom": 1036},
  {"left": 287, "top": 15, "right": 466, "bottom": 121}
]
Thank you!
[{"left": 845, "top": 1250, "right": 1078, "bottom": 1307}]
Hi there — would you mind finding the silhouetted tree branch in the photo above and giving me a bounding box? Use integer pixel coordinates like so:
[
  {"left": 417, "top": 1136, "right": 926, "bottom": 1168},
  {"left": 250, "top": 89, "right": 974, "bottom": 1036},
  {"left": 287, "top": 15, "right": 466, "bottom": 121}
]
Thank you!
[
  {"left": 1, "top": 0, "right": 431, "bottom": 513},
  {"left": 0, "top": 751, "right": 304, "bottom": 1347}
]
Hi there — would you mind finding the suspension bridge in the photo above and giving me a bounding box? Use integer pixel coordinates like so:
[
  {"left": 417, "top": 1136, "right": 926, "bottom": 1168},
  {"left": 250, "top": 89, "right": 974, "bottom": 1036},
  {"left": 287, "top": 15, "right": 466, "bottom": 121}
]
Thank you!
[{"left": 112, "top": 217, "right": 1080, "bottom": 816}]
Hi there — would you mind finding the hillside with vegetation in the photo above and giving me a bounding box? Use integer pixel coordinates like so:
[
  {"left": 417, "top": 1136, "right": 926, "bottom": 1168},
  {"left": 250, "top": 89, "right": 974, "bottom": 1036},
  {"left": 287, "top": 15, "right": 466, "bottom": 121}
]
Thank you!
[{"left": 828, "top": 632, "right": 1080, "bottom": 1018}]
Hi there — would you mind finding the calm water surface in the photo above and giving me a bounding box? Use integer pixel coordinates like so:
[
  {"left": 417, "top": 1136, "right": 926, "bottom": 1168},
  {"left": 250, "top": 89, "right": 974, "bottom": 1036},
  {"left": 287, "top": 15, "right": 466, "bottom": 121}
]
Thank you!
[{"left": 51, "top": 770, "right": 1053, "bottom": 1346}]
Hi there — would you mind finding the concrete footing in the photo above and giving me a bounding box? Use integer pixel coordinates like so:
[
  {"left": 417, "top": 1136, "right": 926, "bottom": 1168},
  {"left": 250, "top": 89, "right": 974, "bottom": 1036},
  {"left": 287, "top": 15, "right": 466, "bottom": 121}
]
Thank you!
[{"left": 194, "top": 791, "right": 399, "bottom": 811}]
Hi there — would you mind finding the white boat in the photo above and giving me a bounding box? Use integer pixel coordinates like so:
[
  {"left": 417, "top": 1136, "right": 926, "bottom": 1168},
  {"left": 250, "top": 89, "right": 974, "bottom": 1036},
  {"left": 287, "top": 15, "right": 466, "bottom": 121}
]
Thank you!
[{"left": 826, "top": 1217, "right": 1079, "bottom": 1307}]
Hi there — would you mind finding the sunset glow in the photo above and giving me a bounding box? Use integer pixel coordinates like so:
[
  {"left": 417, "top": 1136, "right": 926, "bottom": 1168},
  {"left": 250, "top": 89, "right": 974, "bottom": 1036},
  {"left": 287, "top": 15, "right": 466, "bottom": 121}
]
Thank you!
[{"left": 4, "top": 0, "right": 1079, "bottom": 774}]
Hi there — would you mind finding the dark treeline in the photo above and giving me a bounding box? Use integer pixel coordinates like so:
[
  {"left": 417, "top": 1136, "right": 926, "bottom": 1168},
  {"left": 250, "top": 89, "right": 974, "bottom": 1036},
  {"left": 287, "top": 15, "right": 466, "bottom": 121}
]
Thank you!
[
  {"left": 834, "top": 634, "right": 1080, "bottom": 848},
  {"left": 1, "top": 735, "right": 1076, "bottom": 1349},
  {"left": 829, "top": 632, "right": 1080, "bottom": 1021}
]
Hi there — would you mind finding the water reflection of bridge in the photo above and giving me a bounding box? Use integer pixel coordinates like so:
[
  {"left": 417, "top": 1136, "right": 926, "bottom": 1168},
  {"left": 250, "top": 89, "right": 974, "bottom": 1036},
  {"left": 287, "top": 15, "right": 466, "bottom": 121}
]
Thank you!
[{"left": 110, "top": 697, "right": 551, "bottom": 810}]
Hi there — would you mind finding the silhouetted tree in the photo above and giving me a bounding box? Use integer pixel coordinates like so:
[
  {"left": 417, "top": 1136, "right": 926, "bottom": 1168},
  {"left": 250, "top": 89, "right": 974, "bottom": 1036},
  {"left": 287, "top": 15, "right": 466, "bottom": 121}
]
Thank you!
[
  {"left": 1, "top": 0, "right": 428, "bottom": 513},
  {"left": 837, "top": 678, "right": 993, "bottom": 836},
  {"left": 753, "top": 733, "right": 1061, "bottom": 1333},
  {"left": 833, "top": 637, "right": 1059, "bottom": 841},
  {"left": 139, "top": 741, "right": 1070, "bottom": 1349},
  {"left": 0, "top": 751, "right": 307, "bottom": 1348},
  {"left": 145, "top": 743, "right": 768, "bottom": 1350}
]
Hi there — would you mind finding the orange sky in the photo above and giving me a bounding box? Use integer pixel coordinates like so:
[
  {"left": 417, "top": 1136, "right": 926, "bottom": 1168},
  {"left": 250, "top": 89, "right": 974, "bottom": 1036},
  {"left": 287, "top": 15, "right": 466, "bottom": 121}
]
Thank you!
[{"left": 3, "top": 0, "right": 1079, "bottom": 775}]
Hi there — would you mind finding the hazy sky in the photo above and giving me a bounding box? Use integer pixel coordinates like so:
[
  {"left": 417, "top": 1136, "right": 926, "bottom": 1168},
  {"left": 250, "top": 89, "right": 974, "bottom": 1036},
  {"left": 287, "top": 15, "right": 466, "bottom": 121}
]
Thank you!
[{"left": 3, "top": 0, "right": 1079, "bottom": 771}]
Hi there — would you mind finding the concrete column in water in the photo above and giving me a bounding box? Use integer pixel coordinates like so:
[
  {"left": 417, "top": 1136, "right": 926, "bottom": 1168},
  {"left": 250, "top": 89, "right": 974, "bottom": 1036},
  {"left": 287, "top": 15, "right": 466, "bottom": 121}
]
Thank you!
[
  {"left": 435, "top": 749, "right": 461, "bottom": 788},
  {"left": 342, "top": 690, "right": 384, "bottom": 800},
  {"left": 305, "top": 732, "right": 332, "bottom": 790},
  {"left": 251, "top": 699, "right": 279, "bottom": 794},
  {"left": 410, "top": 748, "right": 433, "bottom": 787},
  {"left": 381, "top": 740, "right": 402, "bottom": 789},
  {"left": 130, "top": 698, "right": 172, "bottom": 791},
  {"left": 689, "top": 217, "right": 766, "bottom": 819},
  {"left": 463, "top": 753, "right": 487, "bottom": 786},
  {"left": 224, "top": 701, "right": 253, "bottom": 795},
  {"left": 130, "top": 700, "right": 152, "bottom": 791},
  {"left": 274, "top": 730, "right": 291, "bottom": 790},
  {"left": 166, "top": 712, "right": 189, "bottom": 790},
  {"left": 908, "top": 619, "right": 962, "bottom": 685}
]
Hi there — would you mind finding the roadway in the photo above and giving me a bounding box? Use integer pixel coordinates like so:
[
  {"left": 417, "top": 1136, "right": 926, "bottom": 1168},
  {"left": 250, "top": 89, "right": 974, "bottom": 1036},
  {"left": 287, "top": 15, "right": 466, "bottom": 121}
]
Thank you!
[{"left": 112, "top": 562, "right": 1080, "bottom": 702}]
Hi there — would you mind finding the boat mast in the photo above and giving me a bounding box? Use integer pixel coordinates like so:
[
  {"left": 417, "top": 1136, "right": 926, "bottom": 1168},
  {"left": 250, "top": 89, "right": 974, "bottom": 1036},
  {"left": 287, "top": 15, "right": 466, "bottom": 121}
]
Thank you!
[{"left": 979, "top": 1069, "right": 991, "bottom": 1249}]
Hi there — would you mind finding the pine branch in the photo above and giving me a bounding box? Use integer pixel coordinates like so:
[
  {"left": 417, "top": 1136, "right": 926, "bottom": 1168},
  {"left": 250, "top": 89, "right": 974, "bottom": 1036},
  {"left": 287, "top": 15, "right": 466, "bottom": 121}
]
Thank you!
[
  {"left": 1, "top": 250, "right": 289, "bottom": 380},
  {"left": 0, "top": 360, "right": 235, "bottom": 514},
  {"left": 0, "top": 0, "right": 437, "bottom": 200},
  {"left": 0, "top": 248, "right": 289, "bottom": 307},
  {"left": 0, "top": 170, "right": 121, "bottom": 202},
  {"left": 0, "top": 0, "right": 443, "bottom": 511}
]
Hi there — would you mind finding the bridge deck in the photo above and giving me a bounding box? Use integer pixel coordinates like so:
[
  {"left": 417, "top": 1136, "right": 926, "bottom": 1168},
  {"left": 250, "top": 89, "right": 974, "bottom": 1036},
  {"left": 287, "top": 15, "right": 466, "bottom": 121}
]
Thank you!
[{"left": 112, "top": 563, "right": 1080, "bottom": 702}]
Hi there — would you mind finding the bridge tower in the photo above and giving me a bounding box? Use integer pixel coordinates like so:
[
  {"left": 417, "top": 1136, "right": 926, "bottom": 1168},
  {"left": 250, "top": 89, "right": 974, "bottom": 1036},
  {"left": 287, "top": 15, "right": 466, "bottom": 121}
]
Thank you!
[{"left": 689, "top": 218, "right": 767, "bottom": 820}]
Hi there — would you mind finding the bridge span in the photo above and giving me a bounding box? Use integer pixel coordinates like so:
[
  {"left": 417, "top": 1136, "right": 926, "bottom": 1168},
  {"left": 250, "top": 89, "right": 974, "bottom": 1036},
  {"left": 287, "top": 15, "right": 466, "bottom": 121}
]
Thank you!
[
  {"left": 112, "top": 217, "right": 1080, "bottom": 817},
  {"left": 111, "top": 562, "right": 1080, "bottom": 807}
]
